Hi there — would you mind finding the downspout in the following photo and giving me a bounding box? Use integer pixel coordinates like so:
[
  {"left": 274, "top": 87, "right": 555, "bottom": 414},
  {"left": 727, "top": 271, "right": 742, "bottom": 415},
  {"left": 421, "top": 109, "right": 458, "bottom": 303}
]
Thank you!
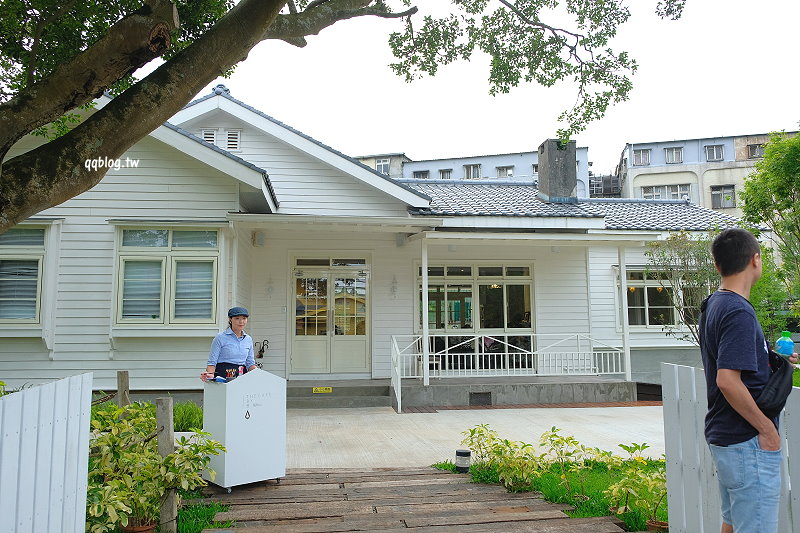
[
  {"left": 421, "top": 238, "right": 430, "bottom": 386},
  {"left": 618, "top": 246, "right": 632, "bottom": 382}
]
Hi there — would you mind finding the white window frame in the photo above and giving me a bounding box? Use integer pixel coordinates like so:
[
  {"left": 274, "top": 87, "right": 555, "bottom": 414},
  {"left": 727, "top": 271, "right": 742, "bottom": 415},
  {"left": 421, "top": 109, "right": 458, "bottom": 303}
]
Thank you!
[
  {"left": 463, "top": 164, "right": 481, "bottom": 179},
  {"left": 439, "top": 169, "right": 452, "bottom": 179},
  {"left": 641, "top": 184, "right": 690, "bottom": 201},
  {"left": 632, "top": 149, "right": 651, "bottom": 166},
  {"left": 705, "top": 144, "right": 724, "bottom": 161},
  {"left": 115, "top": 228, "right": 219, "bottom": 326},
  {"left": 413, "top": 170, "right": 430, "bottom": 179},
  {"left": 589, "top": 177, "right": 603, "bottom": 195},
  {"left": 376, "top": 158, "right": 390, "bottom": 175},
  {"left": 0, "top": 227, "right": 46, "bottom": 324},
  {"left": 496, "top": 166, "right": 514, "bottom": 179},
  {"left": 415, "top": 262, "right": 534, "bottom": 333},
  {"left": 532, "top": 164, "right": 539, "bottom": 175},
  {"left": 748, "top": 144, "right": 765, "bottom": 159},
  {"left": 664, "top": 147, "right": 683, "bottom": 164},
  {"left": 624, "top": 271, "right": 677, "bottom": 328},
  {"left": 711, "top": 185, "right": 736, "bottom": 209},
  {"left": 201, "top": 129, "right": 217, "bottom": 145},
  {"left": 225, "top": 129, "right": 242, "bottom": 151}
]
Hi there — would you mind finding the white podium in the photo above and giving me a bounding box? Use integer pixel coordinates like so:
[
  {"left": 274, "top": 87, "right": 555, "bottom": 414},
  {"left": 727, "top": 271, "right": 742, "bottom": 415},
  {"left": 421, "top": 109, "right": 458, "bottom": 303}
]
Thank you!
[{"left": 202, "top": 369, "right": 286, "bottom": 490}]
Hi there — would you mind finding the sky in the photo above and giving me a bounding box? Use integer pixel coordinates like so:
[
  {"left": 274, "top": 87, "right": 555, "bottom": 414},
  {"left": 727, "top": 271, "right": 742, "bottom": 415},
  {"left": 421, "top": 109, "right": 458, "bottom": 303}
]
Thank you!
[{"left": 185, "top": 0, "right": 800, "bottom": 175}]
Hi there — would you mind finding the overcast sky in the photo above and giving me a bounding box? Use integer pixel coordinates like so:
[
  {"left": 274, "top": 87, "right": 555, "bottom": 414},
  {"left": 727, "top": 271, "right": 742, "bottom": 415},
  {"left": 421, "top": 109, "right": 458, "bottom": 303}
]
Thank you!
[{"left": 188, "top": 0, "right": 800, "bottom": 175}]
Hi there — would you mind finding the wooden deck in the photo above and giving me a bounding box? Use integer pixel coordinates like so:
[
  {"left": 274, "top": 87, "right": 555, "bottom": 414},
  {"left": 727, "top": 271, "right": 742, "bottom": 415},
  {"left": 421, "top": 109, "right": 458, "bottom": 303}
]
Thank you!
[{"left": 200, "top": 467, "right": 626, "bottom": 532}]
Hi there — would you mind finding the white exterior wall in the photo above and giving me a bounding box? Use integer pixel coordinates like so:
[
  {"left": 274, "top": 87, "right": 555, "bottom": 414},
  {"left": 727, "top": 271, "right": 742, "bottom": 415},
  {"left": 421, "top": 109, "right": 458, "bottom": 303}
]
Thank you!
[
  {"left": 1, "top": 137, "right": 243, "bottom": 391},
  {"left": 181, "top": 112, "right": 411, "bottom": 217}
]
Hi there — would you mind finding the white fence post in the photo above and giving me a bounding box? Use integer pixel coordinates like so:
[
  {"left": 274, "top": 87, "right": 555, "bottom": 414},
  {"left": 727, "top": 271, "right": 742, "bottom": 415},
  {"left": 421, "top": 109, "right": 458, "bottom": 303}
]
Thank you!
[
  {"left": 663, "top": 363, "right": 800, "bottom": 533},
  {"left": 0, "top": 373, "right": 93, "bottom": 533}
]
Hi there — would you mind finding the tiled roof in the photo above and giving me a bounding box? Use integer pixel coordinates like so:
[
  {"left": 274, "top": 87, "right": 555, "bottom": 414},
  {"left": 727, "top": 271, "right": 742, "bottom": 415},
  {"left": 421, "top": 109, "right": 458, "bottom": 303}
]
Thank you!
[{"left": 403, "top": 181, "right": 741, "bottom": 231}]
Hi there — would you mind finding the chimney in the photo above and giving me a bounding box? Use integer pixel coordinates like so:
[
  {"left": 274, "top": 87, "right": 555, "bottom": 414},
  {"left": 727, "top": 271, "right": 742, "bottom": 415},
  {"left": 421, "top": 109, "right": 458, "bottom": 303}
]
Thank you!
[{"left": 536, "top": 139, "right": 578, "bottom": 204}]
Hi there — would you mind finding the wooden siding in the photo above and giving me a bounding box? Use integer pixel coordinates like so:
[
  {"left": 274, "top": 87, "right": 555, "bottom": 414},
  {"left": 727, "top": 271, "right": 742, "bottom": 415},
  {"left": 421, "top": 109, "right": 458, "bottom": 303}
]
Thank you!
[
  {"left": 182, "top": 111, "right": 412, "bottom": 217},
  {"left": 1, "top": 137, "right": 242, "bottom": 391}
]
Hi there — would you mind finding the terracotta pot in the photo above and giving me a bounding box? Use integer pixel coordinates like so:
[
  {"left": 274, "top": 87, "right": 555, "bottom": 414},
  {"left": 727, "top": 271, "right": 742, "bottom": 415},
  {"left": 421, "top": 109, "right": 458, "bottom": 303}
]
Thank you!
[
  {"left": 120, "top": 523, "right": 157, "bottom": 533},
  {"left": 646, "top": 519, "right": 669, "bottom": 532}
]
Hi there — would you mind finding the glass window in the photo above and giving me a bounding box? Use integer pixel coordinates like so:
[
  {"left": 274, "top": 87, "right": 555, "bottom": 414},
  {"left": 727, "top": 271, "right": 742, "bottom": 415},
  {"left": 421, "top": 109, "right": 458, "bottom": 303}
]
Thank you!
[
  {"left": 665, "top": 147, "right": 683, "bottom": 164},
  {"left": 423, "top": 285, "right": 445, "bottom": 329},
  {"left": 505, "top": 266, "right": 530, "bottom": 276},
  {"left": 445, "top": 284, "right": 473, "bottom": 329},
  {"left": 748, "top": 144, "right": 765, "bottom": 159},
  {"left": 121, "top": 260, "right": 163, "bottom": 320},
  {"left": 479, "top": 284, "right": 504, "bottom": 328},
  {"left": 117, "top": 228, "right": 218, "bottom": 325},
  {"left": 334, "top": 277, "right": 366, "bottom": 336},
  {"left": 705, "top": 145, "right": 724, "bottom": 161},
  {"left": 0, "top": 259, "right": 40, "bottom": 319},
  {"left": 332, "top": 258, "right": 366, "bottom": 267},
  {"left": 122, "top": 229, "right": 168, "bottom": 247},
  {"left": 297, "top": 258, "right": 330, "bottom": 266},
  {"left": 464, "top": 164, "right": 481, "bottom": 179},
  {"left": 711, "top": 185, "right": 736, "bottom": 208},
  {"left": 376, "top": 158, "right": 390, "bottom": 175},
  {"left": 478, "top": 266, "right": 503, "bottom": 277},
  {"left": 439, "top": 169, "right": 452, "bottom": 179},
  {"left": 446, "top": 266, "right": 471, "bottom": 276},
  {"left": 412, "top": 170, "right": 429, "bottom": 179},
  {"left": 0, "top": 228, "right": 45, "bottom": 246},
  {"left": 496, "top": 166, "right": 514, "bottom": 179},
  {"left": 296, "top": 277, "right": 328, "bottom": 336},
  {"left": 633, "top": 149, "right": 650, "bottom": 166},
  {"left": 172, "top": 231, "right": 218, "bottom": 248},
  {"left": 625, "top": 271, "right": 677, "bottom": 327},
  {"left": 505, "top": 285, "right": 531, "bottom": 328},
  {"left": 418, "top": 266, "right": 445, "bottom": 277}
]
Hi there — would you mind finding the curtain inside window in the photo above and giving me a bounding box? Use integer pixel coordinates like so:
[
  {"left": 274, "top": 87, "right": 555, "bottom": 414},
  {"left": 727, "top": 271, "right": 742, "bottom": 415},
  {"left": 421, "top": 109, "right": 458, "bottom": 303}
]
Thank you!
[
  {"left": 0, "top": 259, "right": 38, "bottom": 319},
  {"left": 122, "top": 261, "right": 162, "bottom": 319},
  {"left": 174, "top": 261, "right": 213, "bottom": 318}
]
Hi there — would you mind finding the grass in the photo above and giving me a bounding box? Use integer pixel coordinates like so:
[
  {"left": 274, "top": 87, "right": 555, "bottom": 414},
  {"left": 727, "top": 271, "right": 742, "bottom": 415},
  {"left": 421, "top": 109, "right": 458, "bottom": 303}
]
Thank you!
[
  {"left": 437, "top": 459, "right": 666, "bottom": 532},
  {"left": 176, "top": 489, "right": 233, "bottom": 533},
  {"left": 90, "top": 398, "right": 204, "bottom": 432},
  {"left": 793, "top": 368, "right": 800, "bottom": 388}
]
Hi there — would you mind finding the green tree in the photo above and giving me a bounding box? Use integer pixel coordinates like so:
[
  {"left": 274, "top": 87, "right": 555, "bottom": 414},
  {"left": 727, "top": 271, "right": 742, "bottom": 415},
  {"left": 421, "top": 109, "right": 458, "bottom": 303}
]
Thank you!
[
  {"left": 645, "top": 231, "right": 719, "bottom": 345},
  {"left": 741, "top": 132, "right": 800, "bottom": 304},
  {"left": 0, "top": 0, "right": 685, "bottom": 234}
]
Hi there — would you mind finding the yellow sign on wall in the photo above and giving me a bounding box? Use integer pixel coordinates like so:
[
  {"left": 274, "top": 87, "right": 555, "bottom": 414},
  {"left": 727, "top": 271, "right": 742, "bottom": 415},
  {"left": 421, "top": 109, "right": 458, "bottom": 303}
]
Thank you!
[{"left": 312, "top": 387, "right": 333, "bottom": 394}]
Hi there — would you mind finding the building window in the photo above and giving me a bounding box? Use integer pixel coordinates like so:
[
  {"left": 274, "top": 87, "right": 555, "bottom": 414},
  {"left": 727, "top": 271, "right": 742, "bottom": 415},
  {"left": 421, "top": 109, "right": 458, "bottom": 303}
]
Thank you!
[
  {"left": 0, "top": 228, "right": 45, "bottom": 322},
  {"left": 625, "top": 271, "right": 675, "bottom": 327},
  {"left": 117, "top": 229, "right": 219, "bottom": 325},
  {"left": 705, "top": 145, "right": 724, "bottom": 161},
  {"left": 413, "top": 170, "right": 430, "bottom": 179},
  {"left": 418, "top": 263, "right": 532, "bottom": 331},
  {"left": 532, "top": 164, "right": 539, "bottom": 175},
  {"left": 463, "top": 164, "right": 481, "bottom": 179},
  {"left": 439, "top": 169, "right": 452, "bottom": 179},
  {"left": 711, "top": 185, "right": 736, "bottom": 208},
  {"left": 641, "top": 184, "right": 690, "bottom": 200},
  {"left": 376, "top": 158, "right": 390, "bottom": 175},
  {"left": 632, "top": 149, "right": 651, "bottom": 166},
  {"left": 200, "top": 128, "right": 241, "bottom": 151},
  {"left": 664, "top": 147, "right": 683, "bottom": 164},
  {"left": 748, "top": 144, "right": 765, "bottom": 159},
  {"left": 496, "top": 166, "right": 514, "bottom": 179}
]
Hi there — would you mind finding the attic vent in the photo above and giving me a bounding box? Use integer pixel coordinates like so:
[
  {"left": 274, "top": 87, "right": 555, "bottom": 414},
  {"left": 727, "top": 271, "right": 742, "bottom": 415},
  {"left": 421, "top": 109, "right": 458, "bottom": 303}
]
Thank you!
[
  {"left": 201, "top": 129, "right": 217, "bottom": 145},
  {"left": 226, "top": 129, "right": 242, "bottom": 151}
]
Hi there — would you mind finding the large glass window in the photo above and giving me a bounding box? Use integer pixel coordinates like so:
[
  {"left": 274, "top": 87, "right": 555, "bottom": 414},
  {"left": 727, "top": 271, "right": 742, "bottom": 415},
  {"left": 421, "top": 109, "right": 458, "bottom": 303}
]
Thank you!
[
  {"left": 711, "top": 185, "right": 736, "bottom": 208},
  {"left": 0, "top": 228, "right": 45, "bottom": 322},
  {"left": 419, "top": 263, "right": 533, "bottom": 332},
  {"left": 625, "top": 271, "right": 676, "bottom": 326},
  {"left": 117, "top": 228, "right": 218, "bottom": 324}
]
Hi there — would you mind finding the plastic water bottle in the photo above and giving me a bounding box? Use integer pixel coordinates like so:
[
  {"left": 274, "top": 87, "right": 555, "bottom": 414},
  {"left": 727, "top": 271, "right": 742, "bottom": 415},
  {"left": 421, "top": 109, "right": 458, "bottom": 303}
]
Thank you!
[{"left": 776, "top": 331, "right": 795, "bottom": 357}]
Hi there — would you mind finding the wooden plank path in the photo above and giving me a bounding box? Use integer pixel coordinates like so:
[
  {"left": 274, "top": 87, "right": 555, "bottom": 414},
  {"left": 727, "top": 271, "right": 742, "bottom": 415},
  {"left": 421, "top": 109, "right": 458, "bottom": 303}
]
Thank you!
[{"left": 199, "top": 467, "right": 626, "bottom": 532}]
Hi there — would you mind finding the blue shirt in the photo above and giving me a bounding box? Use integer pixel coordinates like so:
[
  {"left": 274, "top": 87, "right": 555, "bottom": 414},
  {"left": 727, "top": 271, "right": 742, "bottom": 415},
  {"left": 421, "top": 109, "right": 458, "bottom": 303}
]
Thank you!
[
  {"left": 207, "top": 328, "right": 255, "bottom": 369},
  {"left": 701, "top": 290, "right": 773, "bottom": 445}
]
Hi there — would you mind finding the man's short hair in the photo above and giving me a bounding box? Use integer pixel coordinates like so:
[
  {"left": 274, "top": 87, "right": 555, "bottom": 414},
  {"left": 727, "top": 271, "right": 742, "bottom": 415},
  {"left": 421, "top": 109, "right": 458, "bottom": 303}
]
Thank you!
[{"left": 712, "top": 228, "right": 761, "bottom": 276}]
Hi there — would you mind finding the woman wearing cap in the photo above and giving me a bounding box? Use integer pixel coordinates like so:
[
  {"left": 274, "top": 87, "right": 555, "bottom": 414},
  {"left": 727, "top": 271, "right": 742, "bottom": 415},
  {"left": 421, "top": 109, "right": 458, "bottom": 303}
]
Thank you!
[{"left": 200, "top": 306, "right": 257, "bottom": 382}]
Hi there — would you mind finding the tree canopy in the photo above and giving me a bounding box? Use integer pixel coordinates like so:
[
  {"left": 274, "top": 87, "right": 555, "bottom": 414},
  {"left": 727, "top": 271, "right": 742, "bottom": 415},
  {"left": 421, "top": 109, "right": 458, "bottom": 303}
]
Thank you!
[
  {"left": 741, "top": 132, "right": 800, "bottom": 303},
  {"left": 0, "top": 0, "right": 684, "bottom": 233}
]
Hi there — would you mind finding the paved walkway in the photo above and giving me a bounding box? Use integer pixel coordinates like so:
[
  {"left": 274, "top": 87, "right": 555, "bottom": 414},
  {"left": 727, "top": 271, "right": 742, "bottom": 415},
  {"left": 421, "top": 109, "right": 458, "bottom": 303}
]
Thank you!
[{"left": 286, "top": 404, "right": 665, "bottom": 468}]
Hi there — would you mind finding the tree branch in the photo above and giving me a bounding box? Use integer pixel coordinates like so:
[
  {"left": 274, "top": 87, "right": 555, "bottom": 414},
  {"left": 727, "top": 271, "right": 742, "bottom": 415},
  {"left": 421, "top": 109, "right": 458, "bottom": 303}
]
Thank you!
[
  {"left": 0, "top": 0, "right": 180, "bottom": 161},
  {"left": 0, "top": 0, "right": 287, "bottom": 232},
  {"left": 265, "top": 0, "right": 417, "bottom": 46}
]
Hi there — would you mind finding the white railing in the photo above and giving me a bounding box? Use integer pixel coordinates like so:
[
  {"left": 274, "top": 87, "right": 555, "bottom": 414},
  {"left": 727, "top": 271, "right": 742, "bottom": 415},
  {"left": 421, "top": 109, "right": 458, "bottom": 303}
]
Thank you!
[
  {"left": 0, "top": 373, "right": 93, "bottom": 533},
  {"left": 662, "top": 363, "right": 800, "bottom": 532},
  {"left": 390, "top": 333, "right": 625, "bottom": 379}
]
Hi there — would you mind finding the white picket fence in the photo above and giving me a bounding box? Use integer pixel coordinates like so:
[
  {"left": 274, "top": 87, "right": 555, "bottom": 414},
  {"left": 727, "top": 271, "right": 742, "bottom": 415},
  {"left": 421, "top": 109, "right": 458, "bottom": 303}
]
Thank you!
[
  {"left": 0, "top": 373, "right": 93, "bottom": 533},
  {"left": 662, "top": 363, "right": 800, "bottom": 532}
]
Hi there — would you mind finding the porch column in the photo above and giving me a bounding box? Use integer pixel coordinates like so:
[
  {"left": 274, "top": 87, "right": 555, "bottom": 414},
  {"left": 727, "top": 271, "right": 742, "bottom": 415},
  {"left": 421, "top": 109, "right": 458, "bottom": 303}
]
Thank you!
[
  {"left": 421, "top": 238, "right": 430, "bottom": 386},
  {"left": 618, "top": 246, "right": 632, "bottom": 382}
]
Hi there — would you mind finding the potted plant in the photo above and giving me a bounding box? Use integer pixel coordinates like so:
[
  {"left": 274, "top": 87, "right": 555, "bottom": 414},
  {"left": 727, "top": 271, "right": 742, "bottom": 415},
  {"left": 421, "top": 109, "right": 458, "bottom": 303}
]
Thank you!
[{"left": 86, "top": 402, "right": 224, "bottom": 533}]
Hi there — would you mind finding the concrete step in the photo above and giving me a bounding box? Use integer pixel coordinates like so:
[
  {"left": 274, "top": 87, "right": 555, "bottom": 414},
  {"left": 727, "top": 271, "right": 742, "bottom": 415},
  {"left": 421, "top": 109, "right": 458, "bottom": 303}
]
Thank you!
[
  {"left": 287, "top": 384, "right": 390, "bottom": 398},
  {"left": 287, "top": 395, "right": 391, "bottom": 409}
]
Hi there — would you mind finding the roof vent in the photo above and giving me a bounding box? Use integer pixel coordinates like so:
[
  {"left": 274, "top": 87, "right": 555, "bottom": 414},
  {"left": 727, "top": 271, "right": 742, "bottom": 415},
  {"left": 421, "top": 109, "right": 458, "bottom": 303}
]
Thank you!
[{"left": 213, "top": 84, "right": 230, "bottom": 95}]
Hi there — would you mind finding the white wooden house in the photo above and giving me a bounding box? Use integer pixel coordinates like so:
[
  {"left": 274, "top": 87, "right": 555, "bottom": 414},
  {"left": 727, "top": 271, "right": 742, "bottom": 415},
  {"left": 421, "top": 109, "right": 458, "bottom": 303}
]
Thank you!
[{"left": 0, "top": 85, "right": 740, "bottom": 393}]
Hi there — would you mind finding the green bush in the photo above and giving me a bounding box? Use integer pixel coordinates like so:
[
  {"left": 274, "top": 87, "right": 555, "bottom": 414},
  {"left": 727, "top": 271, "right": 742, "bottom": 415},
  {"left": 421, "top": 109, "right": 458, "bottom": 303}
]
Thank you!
[{"left": 457, "top": 425, "right": 667, "bottom": 531}]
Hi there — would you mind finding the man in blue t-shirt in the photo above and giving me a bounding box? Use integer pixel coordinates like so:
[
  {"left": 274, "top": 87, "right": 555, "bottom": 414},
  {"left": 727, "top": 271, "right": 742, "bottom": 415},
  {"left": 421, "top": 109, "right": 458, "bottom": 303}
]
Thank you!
[{"left": 701, "top": 228, "right": 798, "bottom": 533}]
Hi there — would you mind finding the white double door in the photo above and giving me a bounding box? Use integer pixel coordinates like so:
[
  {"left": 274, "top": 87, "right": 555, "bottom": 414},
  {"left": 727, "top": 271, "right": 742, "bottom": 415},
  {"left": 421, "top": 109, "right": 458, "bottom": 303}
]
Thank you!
[{"left": 291, "top": 269, "right": 369, "bottom": 374}]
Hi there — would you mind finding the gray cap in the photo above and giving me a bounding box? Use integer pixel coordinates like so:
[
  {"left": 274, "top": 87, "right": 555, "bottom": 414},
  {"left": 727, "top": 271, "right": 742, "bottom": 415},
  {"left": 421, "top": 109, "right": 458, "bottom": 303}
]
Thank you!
[{"left": 227, "top": 306, "right": 249, "bottom": 318}]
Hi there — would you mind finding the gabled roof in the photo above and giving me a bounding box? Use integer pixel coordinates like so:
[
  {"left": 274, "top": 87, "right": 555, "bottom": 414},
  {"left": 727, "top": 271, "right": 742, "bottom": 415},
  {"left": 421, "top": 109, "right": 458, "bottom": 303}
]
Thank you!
[
  {"left": 172, "top": 85, "right": 430, "bottom": 208},
  {"left": 403, "top": 181, "right": 740, "bottom": 231}
]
